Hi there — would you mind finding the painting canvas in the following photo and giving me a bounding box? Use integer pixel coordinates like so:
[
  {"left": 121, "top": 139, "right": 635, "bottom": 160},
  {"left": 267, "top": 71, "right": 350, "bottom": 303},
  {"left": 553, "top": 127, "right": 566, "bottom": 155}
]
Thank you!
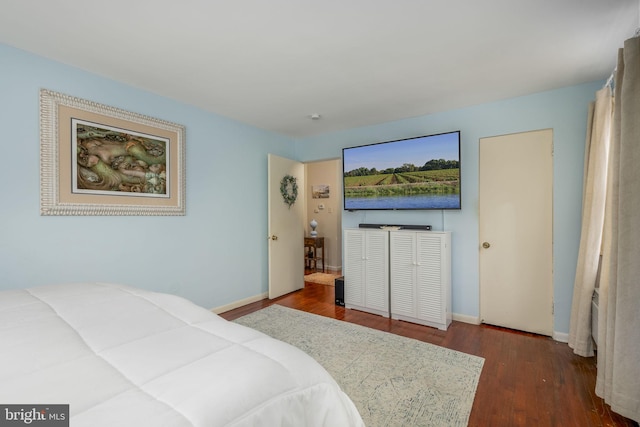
[
  {"left": 312, "top": 185, "right": 330, "bottom": 199},
  {"left": 73, "top": 120, "right": 169, "bottom": 197}
]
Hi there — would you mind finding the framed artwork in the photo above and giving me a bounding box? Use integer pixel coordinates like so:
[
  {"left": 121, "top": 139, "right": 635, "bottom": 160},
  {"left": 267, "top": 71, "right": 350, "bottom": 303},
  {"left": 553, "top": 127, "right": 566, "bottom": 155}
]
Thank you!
[
  {"left": 40, "top": 89, "right": 186, "bottom": 215},
  {"left": 312, "top": 185, "right": 330, "bottom": 199}
]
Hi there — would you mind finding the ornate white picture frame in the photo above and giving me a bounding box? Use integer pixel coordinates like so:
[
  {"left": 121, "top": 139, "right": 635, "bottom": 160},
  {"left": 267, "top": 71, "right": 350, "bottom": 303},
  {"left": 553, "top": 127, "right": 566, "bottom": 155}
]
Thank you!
[{"left": 40, "top": 89, "right": 186, "bottom": 215}]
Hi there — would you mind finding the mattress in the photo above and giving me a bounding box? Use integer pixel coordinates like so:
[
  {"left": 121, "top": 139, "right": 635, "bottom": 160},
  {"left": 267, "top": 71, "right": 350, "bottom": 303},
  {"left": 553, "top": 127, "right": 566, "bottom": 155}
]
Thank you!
[{"left": 0, "top": 283, "right": 364, "bottom": 426}]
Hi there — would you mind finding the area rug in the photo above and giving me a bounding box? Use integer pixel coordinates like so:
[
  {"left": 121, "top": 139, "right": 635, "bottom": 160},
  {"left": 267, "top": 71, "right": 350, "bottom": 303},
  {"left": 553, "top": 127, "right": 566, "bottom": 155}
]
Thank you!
[
  {"left": 303, "top": 272, "right": 340, "bottom": 285},
  {"left": 234, "top": 304, "right": 484, "bottom": 427}
]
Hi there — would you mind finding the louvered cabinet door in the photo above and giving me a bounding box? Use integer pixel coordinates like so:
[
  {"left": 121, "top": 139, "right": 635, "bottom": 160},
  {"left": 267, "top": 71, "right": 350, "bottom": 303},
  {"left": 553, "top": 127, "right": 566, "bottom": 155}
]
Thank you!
[
  {"left": 343, "top": 229, "right": 366, "bottom": 307},
  {"left": 390, "top": 231, "right": 416, "bottom": 318},
  {"left": 415, "top": 233, "right": 445, "bottom": 325},
  {"left": 363, "top": 230, "right": 389, "bottom": 315},
  {"left": 343, "top": 228, "right": 389, "bottom": 317},
  {"left": 390, "top": 230, "right": 452, "bottom": 330}
]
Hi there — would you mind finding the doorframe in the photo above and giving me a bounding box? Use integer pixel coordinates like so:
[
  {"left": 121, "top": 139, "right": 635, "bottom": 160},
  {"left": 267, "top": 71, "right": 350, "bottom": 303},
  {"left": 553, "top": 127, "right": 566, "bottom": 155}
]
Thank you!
[{"left": 303, "top": 157, "right": 343, "bottom": 273}]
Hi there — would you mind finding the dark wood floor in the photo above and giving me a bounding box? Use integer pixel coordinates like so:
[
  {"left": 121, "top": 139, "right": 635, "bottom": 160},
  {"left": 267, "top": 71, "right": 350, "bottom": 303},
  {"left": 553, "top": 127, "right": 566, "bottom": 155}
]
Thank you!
[{"left": 220, "top": 280, "right": 638, "bottom": 427}]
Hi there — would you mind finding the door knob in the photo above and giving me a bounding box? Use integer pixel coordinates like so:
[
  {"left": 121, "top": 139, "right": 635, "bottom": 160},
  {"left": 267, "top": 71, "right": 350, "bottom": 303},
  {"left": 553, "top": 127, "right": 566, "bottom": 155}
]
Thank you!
[
  {"left": 482, "top": 242, "right": 490, "bottom": 249},
  {"left": 270, "top": 235, "right": 278, "bottom": 241}
]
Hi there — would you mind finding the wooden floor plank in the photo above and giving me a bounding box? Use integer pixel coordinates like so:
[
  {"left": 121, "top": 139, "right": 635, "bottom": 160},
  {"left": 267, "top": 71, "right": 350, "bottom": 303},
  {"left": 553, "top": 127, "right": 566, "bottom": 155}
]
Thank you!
[{"left": 219, "top": 281, "right": 638, "bottom": 427}]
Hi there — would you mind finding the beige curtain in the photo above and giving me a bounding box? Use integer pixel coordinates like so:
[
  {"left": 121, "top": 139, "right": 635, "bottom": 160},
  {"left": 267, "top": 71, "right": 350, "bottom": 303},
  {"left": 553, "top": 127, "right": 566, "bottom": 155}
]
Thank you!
[
  {"left": 568, "top": 85, "right": 612, "bottom": 357},
  {"left": 569, "top": 35, "right": 640, "bottom": 423},
  {"left": 595, "top": 36, "right": 640, "bottom": 423}
]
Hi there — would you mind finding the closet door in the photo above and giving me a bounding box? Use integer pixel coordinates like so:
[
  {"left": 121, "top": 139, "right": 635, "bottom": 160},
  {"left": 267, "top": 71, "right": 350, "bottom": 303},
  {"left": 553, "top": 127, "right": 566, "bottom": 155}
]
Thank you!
[{"left": 479, "top": 130, "right": 553, "bottom": 336}]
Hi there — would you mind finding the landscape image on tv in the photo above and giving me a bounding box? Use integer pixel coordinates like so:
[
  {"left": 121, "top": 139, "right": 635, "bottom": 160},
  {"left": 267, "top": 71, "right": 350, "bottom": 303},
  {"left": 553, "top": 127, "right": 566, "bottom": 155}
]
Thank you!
[{"left": 343, "top": 131, "right": 461, "bottom": 210}]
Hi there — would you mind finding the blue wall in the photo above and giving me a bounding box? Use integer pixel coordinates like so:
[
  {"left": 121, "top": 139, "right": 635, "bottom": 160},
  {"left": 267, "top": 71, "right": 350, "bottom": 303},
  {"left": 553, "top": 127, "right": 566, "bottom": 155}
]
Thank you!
[
  {"left": 0, "top": 43, "right": 296, "bottom": 309},
  {"left": 296, "top": 81, "right": 601, "bottom": 335},
  {"left": 1, "top": 42, "right": 598, "bottom": 335}
]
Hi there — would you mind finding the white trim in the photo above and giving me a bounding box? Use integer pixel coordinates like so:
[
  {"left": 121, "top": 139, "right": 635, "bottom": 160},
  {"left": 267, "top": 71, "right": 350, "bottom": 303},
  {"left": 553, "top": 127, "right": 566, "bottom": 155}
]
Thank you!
[
  {"left": 324, "top": 264, "right": 342, "bottom": 273},
  {"left": 553, "top": 331, "right": 569, "bottom": 343},
  {"left": 211, "top": 292, "right": 268, "bottom": 314},
  {"left": 453, "top": 313, "right": 480, "bottom": 325}
]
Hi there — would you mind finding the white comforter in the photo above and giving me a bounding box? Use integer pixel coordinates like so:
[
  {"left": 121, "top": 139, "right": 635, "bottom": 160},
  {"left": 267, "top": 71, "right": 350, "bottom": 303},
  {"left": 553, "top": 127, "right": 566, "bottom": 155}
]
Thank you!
[{"left": 0, "top": 283, "right": 364, "bottom": 426}]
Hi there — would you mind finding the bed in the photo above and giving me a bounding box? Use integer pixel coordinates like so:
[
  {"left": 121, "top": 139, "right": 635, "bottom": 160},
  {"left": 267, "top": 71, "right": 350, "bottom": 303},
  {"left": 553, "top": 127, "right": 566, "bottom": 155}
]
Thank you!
[{"left": 0, "top": 282, "right": 364, "bottom": 426}]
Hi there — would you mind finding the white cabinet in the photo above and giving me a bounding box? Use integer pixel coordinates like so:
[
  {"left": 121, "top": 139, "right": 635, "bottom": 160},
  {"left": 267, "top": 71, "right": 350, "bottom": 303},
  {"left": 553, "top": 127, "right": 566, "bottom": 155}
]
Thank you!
[
  {"left": 390, "top": 230, "right": 451, "bottom": 330},
  {"left": 343, "top": 228, "right": 389, "bottom": 317},
  {"left": 343, "top": 228, "right": 452, "bottom": 330}
]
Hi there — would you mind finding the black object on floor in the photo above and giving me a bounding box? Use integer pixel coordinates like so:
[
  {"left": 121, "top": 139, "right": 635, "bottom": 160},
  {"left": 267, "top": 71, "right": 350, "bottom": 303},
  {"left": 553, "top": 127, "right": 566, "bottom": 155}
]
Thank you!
[{"left": 335, "top": 277, "right": 345, "bottom": 306}]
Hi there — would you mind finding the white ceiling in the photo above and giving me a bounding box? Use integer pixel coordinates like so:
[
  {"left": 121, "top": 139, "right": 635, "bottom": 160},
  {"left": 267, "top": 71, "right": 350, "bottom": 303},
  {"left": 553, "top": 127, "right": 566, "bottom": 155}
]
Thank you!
[{"left": 1, "top": 1, "right": 638, "bottom": 137}]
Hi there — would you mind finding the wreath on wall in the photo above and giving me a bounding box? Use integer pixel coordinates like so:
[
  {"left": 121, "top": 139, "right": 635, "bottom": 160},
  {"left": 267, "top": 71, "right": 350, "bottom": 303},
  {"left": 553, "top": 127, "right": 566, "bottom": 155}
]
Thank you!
[{"left": 280, "top": 174, "right": 298, "bottom": 208}]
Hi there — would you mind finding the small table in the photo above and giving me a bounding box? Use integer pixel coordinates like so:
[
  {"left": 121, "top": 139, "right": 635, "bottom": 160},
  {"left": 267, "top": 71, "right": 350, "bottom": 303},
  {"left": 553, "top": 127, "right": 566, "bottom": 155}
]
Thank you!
[{"left": 304, "top": 237, "right": 325, "bottom": 272}]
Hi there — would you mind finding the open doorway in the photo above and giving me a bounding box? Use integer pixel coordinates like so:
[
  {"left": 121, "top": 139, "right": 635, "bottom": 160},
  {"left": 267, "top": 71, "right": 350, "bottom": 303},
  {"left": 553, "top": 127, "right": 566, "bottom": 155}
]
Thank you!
[{"left": 304, "top": 158, "right": 342, "bottom": 276}]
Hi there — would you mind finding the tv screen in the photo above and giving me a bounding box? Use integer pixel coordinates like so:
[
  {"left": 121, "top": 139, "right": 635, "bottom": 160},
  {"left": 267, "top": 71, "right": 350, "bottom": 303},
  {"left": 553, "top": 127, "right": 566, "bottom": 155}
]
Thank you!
[{"left": 342, "top": 131, "right": 461, "bottom": 210}]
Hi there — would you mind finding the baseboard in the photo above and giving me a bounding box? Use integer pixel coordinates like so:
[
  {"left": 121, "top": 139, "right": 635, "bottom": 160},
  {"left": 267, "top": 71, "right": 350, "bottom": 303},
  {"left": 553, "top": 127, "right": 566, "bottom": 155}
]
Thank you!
[
  {"left": 553, "top": 331, "right": 569, "bottom": 343},
  {"left": 211, "top": 292, "right": 268, "bottom": 314},
  {"left": 454, "top": 314, "right": 567, "bottom": 342},
  {"left": 308, "top": 270, "right": 342, "bottom": 277},
  {"left": 452, "top": 313, "right": 481, "bottom": 325},
  {"left": 320, "top": 265, "right": 342, "bottom": 274}
]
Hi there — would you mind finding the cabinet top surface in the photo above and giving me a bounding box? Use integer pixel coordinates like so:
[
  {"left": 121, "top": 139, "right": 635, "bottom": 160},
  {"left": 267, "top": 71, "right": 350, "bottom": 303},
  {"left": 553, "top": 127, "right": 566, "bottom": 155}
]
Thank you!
[{"left": 344, "top": 228, "right": 450, "bottom": 234}]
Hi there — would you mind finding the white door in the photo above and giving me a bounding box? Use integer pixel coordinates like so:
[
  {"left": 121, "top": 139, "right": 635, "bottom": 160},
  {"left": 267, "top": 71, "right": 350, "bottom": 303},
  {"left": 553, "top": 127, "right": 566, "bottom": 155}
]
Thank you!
[
  {"left": 268, "top": 154, "right": 305, "bottom": 299},
  {"left": 479, "top": 129, "right": 553, "bottom": 336}
]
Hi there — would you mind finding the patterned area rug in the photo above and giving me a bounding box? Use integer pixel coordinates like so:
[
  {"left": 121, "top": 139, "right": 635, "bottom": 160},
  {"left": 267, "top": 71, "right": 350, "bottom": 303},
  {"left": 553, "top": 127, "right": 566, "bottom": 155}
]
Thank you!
[
  {"left": 234, "top": 305, "right": 484, "bottom": 427},
  {"left": 303, "top": 272, "right": 340, "bottom": 285}
]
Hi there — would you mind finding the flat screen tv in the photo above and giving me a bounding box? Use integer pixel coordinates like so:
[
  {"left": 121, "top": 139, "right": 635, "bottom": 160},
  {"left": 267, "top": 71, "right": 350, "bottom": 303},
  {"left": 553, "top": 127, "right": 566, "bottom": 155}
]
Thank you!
[{"left": 342, "top": 131, "right": 461, "bottom": 210}]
